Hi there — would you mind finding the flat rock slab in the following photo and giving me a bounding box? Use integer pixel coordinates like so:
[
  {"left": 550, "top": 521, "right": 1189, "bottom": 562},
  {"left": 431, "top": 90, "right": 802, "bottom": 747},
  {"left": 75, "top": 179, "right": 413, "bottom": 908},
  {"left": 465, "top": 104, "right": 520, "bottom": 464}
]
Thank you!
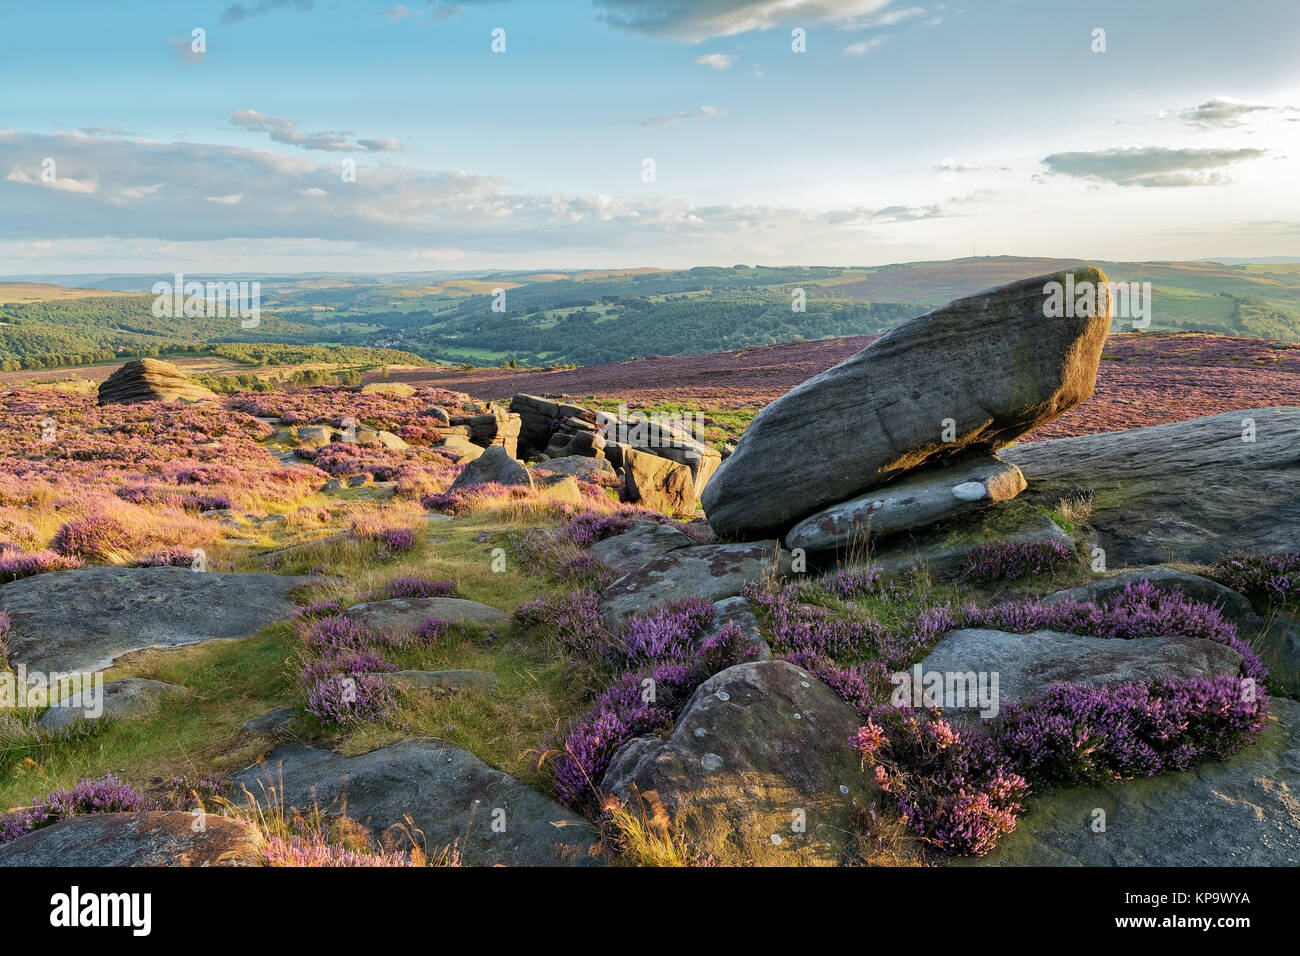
[
  {"left": 703, "top": 268, "right": 1112, "bottom": 539},
  {"left": 231, "top": 738, "right": 602, "bottom": 867},
  {"left": 601, "top": 541, "right": 790, "bottom": 626},
  {"left": 962, "top": 697, "right": 1300, "bottom": 866},
  {"left": 0, "top": 567, "right": 308, "bottom": 675},
  {"left": 589, "top": 521, "right": 694, "bottom": 575},
  {"left": 38, "top": 678, "right": 188, "bottom": 731},
  {"left": 1003, "top": 407, "right": 1300, "bottom": 566},
  {"left": 918, "top": 628, "right": 1244, "bottom": 712},
  {"left": 786, "top": 455, "right": 1026, "bottom": 553},
  {"left": 342, "top": 596, "right": 508, "bottom": 634},
  {"left": 603, "top": 660, "right": 877, "bottom": 866},
  {"left": 861, "top": 498, "right": 1075, "bottom": 578},
  {"left": 0, "top": 812, "right": 257, "bottom": 867}
]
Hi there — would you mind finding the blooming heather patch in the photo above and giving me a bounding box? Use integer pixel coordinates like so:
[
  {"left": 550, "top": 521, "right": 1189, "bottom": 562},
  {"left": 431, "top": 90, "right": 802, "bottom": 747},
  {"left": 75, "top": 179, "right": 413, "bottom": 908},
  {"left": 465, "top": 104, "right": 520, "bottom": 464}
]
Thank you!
[
  {"left": 514, "top": 591, "right": 615, "bottom": 663},
  {"left": 1211, "top": 551, "right": 1300, "bottom": 608},
  {"left": 0, "top": 548, "right": 83, "bottom": 582},
  {"left": 304, "top": 672, "right": 395, "bottom": 727},
  {"left": 301, "top": 615, "right": 375, "bottom": 654},
  {"left": 370, "top": 576, "right": 456, "bottom": 600},
  {"left": 0, "top": 774, "right": 146, "bottom": 845},
  {"left": 543, "top": 597, "right": 765, "bottom": 815},
  {"left": 958, "top": 539, "right": 1074, "bottom": 583}
]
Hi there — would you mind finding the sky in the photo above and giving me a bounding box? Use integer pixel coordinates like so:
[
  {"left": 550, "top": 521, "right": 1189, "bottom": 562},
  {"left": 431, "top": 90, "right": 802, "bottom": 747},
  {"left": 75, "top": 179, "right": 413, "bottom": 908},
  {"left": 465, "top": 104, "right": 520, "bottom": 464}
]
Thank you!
[{"left": 1, "top": 0, "right": 1298, "bottom": 274}]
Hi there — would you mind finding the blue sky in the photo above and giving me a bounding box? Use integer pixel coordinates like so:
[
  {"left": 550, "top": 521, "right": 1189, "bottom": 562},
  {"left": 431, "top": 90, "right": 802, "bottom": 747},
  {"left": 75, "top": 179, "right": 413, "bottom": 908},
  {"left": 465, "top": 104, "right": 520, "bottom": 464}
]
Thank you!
[{"left": 2, "top": 0, "right": 1298, "bottom": 273}]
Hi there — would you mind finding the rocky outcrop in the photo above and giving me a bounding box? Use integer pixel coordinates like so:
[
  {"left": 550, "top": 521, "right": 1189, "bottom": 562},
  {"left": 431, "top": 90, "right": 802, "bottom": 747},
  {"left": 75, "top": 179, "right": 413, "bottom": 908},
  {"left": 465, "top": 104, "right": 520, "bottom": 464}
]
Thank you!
[
  {"left": 786, "top": 456, "right": 1026, "bottom": 554},
  {"left": 97, "top": 359, "right": 217, "bottom": 406},
  {"left": 449, "top": 407, "right": 522, "bottom": 458},
  {"left": 962, "top": 697, "right": 1300, "bottom": 867},
  {"left": 447, "top": 445, "right": 532, "bottom": 492},
  {"left": 602, "top": 661, "right": 877, "bottom": 866},
  {"left": 1003, "top": 407, "right": 1300, "bottom": 565},
  {"left": 231, "top": 738, "right": 602, "bottom": 866},
  {"left": 916, "top": 628, "right": 1244, "bottom": 713},
  {"left": 0, "top": 567, "right": 307, "bottom": 675},
  {"left": 0, "top": 812, "right": 258, "bottom": 867},
  {"left": 510, "top": 393, "right": 722, "bottom": 511},
  {"left": 602, "top": 541, "right": 790, "bottom": 626},
  {"left": 702, "top": 268, "right": 1113, "bottom": 539}
]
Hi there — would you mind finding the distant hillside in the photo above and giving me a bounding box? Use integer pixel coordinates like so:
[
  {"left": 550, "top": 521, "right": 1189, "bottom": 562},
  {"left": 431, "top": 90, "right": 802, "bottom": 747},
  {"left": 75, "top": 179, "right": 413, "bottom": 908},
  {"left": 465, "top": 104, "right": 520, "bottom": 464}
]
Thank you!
[{"left": 3, "top": 257, "right": 1296, "bottom": 369}]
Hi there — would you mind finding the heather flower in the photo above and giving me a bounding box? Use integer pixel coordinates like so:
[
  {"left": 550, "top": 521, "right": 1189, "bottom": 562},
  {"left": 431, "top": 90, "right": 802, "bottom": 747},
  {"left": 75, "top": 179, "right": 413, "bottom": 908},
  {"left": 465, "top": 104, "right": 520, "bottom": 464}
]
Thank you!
[
  {"left": 0, "top": 548, "right": 83, "bottom": 582},
  {"left": 0, "top": 775, "right": 145, "bottom": 845},
  {"left": 374, "top": 576, "right": 455, "bottom": 600},
  {"left": 302, "top": 615, "right": 374, "bottom": 653},
  {"left": 959, "top": 539, "right": 1074, "bottom": 582},
  {"left": 304, "top": 672, "right": 394, "bottom": 727},
  {"left": 1211, "top": 551, "right": 1299, "bottom": 608}
]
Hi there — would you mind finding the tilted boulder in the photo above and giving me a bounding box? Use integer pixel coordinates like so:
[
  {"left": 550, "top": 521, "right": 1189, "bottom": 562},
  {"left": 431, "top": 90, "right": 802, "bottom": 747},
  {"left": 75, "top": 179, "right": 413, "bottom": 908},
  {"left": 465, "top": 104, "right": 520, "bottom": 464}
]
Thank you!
[
  {"left": 702, "top": 268, "right": 1113, "bottom": 539},
  {"left": 97, "top": 358, "right": 217, "bottom": 406}
]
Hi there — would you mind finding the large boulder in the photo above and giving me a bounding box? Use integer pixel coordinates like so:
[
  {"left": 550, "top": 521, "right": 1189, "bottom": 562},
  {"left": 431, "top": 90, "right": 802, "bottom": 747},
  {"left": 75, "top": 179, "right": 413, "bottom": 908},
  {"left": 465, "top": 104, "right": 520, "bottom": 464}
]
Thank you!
[
  {"left": 622, "top": 447, "right": 697, "bottom": 517},
  {"left": 231, "top": 738, "right": 602, "bottom": 866},
  {"left": 786, "top": 456, "right": 1026, "bottom": 553},
  {"left": 702, "top": 268, "right": 1112, "bottom": 539},
  {"left": 603, "top": 660, "right": 877, "bottom": 866},
  {"left": 447, "top": 445, "right": 532, "bottom": 492},
  {"left": 916, "top": 628, "right": 1244, "bottom": 714},
  {"left": 601, "top": 542, "right": 790, "bottom": 626},
  {"left": 0, "top": 812, "right": 258, "bottom": 867},
  {"left": 0, "top": 567, "right": 307, "bottom": 675},
  {"left": 588, "top": 521, "right": 695, "bottom": 575},
  {"left": 962, "top": 697, "right": 1300, "bottom": 866},
  {"left": 1003, "top": 407, "right": 1300, "bottom": 565},
  {"left": 97, "top": 358, "right": 217, "bottom": 406}
]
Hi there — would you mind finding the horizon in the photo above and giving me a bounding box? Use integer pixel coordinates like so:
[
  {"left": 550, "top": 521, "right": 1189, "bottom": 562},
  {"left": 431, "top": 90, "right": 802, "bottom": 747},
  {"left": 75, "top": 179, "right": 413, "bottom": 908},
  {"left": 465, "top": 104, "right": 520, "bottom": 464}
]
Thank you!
[{"left": 3, "top": 0, "right": 1299, "bottom": 272}]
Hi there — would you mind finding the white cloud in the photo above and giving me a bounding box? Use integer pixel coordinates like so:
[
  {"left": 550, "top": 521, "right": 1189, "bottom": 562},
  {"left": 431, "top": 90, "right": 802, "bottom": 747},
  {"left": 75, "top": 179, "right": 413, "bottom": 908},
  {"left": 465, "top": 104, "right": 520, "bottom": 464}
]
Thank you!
[
  {"left": 1041, "top": 146, "right": 1269, "bottom": 188},
  {"left": 641, "top": 105, "right": 725, "bottom": 126},
  {"left": 0, "top": 129, "right": 958, "bottom": 256},
  {"left": 1170, "top": 97, "right": 1298, "bottom": 129},
  {"left": 231, "top": 109, "right": 403, "bottom": 153},
  {"left": 596, "top": 0, "right": 897, "bottom": 42},
  {"left": 844, "top": 35, "right": 889, "bottom": 55},
  {"left": 692, "top": 53, "right": 738, "bottom": 69}
]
